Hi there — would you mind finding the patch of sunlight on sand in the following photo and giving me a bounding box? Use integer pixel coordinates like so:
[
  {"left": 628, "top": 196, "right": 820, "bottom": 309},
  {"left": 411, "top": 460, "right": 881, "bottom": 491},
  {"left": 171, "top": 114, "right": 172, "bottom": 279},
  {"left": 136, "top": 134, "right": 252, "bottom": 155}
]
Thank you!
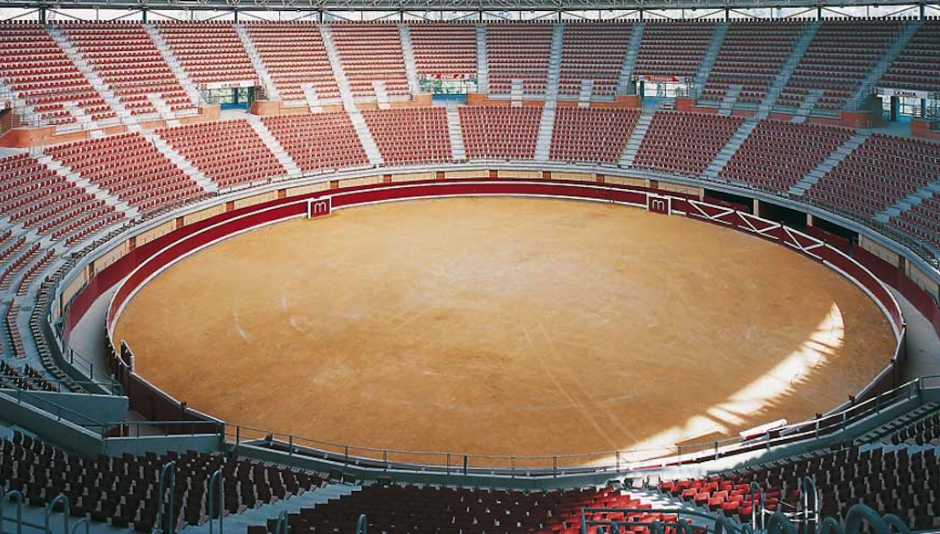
[{"left": 593, "top": 302, "right": 846, "bottom": 466}]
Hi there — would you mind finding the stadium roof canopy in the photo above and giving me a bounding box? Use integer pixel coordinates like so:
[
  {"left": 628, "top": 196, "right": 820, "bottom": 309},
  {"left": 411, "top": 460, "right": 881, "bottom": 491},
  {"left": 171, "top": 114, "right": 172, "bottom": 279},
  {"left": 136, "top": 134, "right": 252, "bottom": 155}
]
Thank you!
[{"left": 2, "top": 0, "right": 936, "bottom": 14}]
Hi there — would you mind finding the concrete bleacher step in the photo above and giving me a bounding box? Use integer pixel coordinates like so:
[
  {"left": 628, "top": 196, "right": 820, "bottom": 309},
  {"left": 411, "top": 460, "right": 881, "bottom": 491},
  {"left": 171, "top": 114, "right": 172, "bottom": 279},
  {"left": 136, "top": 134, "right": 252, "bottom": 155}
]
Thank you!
[
  {"left": 847, "top": 20, "right": 922, "bottom": 111},
  {"left": 373, "top": 81, "right": 391, "bottom": 110},
  {"left": 475, "top": 25, "right": 489, "bottom": 95},
  {"left": 577, "top": 80, "right": 594, "bottom": 108},
  {"left": 348, "top": 111, "right": 384, "bottom": 166},
  {"left": 626, "top": 488, "right": 721, "bottom": 530},
  {"left": 616, "top": 23, "right": 644, "bottom": 97},
  {"left": 48, "top": 26, "right": 142, "bottom": 134},
  {"left": 534, "top": 102, "right": 556, "bottom": 163},
  {"left": 790, "top": 89, "right": 825, "bottom": 124},
  {"left": 876, "top": 178, "right": 940, "bottom": 223},
  {"left": 181, "top": 483, "right": 357, "bottom": 534},
  {"left": 236, "top": 24, "right": 280, "bottom": 101},
  {"left": 855, "top": 402, "right": 940, "bottom": 447},
  {"left": 63, "top": 101, "right": 107, "bottom": 139},
  {"left": 0, "top": 147, "right": 26, "bottom": 159},
  {"left": 692, "top": 23, "right": 728, "bottom": 95},
  {"left": 34, "top": 152, "right": 140, "bottom": 219},
  {"left": 445, "top": 105, "right": 466, "bottom": 161},
  {"left": 762, "top": 21, "right": 819, "bottom": 113},
  {"left": 144, "top": 24, "right": 204, "bottom": 108},
  {"left": 147, "top": 133, "right": 219, "bottom": 193},
  {"left": 319, "top": 25, "right": 357, "bottom": 112},
  {"left": 0, "top": 79, "right": 46, "bottom": 128},
  {"left": 703, "top": 119, "right": 758, "bottom": 179},
  {"left": 246, "top": 115, "right": 303, "bottom": 180},
  {"left": 544, "top": 24, "right": 564, "bottom": 102},
  {"left": 717, "top": 85, "right": 741, "bottom": 117},
  {"left": 398, "top": 24, "right": 422, "bottom": 96},
  {"left": 788, "top": 132, "right": 869, "bottom": 196},
  {"left": 618, "top": 111, "right": 654, "bottom": 168},
  {"left": 510, "top": 79, "right": 524, "bottom": 107},
  {"left": 148, "top": 94, "right": 182, "bottom": 128},
  {"left": 302, "top": 84, "right": 324, "bottom": 113}
]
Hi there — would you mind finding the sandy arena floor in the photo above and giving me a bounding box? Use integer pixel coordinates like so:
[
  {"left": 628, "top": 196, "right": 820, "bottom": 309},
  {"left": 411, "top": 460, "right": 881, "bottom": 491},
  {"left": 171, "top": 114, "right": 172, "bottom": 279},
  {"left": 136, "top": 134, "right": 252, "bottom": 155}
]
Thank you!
[{"left": 114, "top": 198, "right": 896, "bottom": 466}]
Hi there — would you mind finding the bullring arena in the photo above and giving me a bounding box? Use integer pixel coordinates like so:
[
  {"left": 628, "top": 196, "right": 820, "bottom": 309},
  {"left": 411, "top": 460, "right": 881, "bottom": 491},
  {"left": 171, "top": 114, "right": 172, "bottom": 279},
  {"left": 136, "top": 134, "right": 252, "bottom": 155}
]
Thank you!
[
  {"left": 113, "top": 197, "right": 895, "bottom": 463},
  {"left": 2, "top": 7, "right": 940, "bottom": 532}
]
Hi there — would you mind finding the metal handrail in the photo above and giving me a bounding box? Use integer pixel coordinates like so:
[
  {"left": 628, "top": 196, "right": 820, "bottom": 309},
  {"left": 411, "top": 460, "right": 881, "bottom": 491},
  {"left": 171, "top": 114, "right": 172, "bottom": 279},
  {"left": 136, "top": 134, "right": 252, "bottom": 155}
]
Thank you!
[
  {"left": 579, "top": 507, "right": 746, "bottom": 534},
  {"left": 0, "top": 387, "right": 106, "bottom": 430},
  {"left": 44, "top": 494, "right": 69, "bottom": 534},
  {"left": 1, "top": 489, "right": 24, "bottom": 534},
  {"left": 207, "top": 469, "right": 224, "bottom": 534},
  {"left": 91, "top": 374, "right": 935, "bottom": 476},
  {"left": 272, "top": 511, "right": 288, "bottom": 534},
  {"left": 748, "top": 482, "right": 765, "bottom": 531},
  {"left": 800, "top": 476, "right": 819, "bottom": 534},
  {"left": 583, "top": 504, "right": 909, "bottom": 534},
  {"left": 152, "top": 462, "right": 176, "bottom": 534},
  {"left": 70, "top": 519, "right": 89, "bottom": 534}
]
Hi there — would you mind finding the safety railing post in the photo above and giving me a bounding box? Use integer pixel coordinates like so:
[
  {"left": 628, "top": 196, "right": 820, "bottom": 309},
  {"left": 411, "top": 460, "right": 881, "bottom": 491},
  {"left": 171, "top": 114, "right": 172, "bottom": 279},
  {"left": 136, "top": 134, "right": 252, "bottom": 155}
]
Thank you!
[
  {"left": 355, "top": 514, "right": 368, "bottom": 534},
  {"left": 70, "top": 518, "right": 89, "bottom": 534},
  {"left": 446, "top": 453, "right": 451, "bottom": 476},
  {"left": 2, "top": 489, "right": 24, "bottom": 534},
  {"left": 463, "top": 455, "right": 468, "bottom": 475},
  {"left": 383, "top": 450, "right": 388, "bottom": 471},
  {"left": 615, "top": 451, "right": 621, "bottom": 471},
  {"left": 274, "top": 512, "right": 288, "bottom": 534},
  {"left": 288, "top": 435, "right": 293, "bottom": 457},
  {"left": 153, "top": 462, "right": 176, "bottom": 534},
  {"left": 208, "top": 469, "right": 224, "bottom": 534},
  {"left": 748, "top": 482, "right": 765, "bottom": 531},
  {"left": 553, "top": 456, "right": 558, "bottom": 478},
  {"left": 344, "top": 445, "right": 349, "bottom": 466},
  {"left": 44, "top": 494, "right": 69, "bottom": 534}
]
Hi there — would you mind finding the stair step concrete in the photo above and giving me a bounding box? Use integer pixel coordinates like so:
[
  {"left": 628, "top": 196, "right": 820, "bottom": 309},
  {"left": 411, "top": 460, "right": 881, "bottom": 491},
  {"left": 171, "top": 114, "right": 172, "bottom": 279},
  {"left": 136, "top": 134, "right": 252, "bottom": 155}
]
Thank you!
[
  {"left": 398, "top": 24, "right": 422, "bottom": 95},
  {"left": 788, "top": 132, "right": 869, "bottom": 196},
  {"left": 619, "top": 111, "right": 654, "bottom": 168},
  {"left": 446, "top": 105, "right": 466, "bottom": 161},
  {"left": 147, "top": 132, "right": 219, "bottom": 193},
  {"left": 144, "top": 24, "right": 204, "bottom": 108},
  {"left": 236, "top": 24, "right": 280, "bottom": 101},
  {"left": 476, "top": 25, "right": 489, "bottom": 95},
  {"left": 181, "top": 484, "right": 357, "bottom": 534},
  {"left": 703, "top": 120, "right": 758, "bottom": 179},
  {"left": 616, "top": 23, "right": 645, "bottom": 97},
  {"left": 34, "top": 151, "right": 139, "bottom": 219},
  {"left": 247, "top": 115, "right": 303, "bottom": 179},
  {"left": 320, "top": 25, "right": 357, "bottom": 112}
]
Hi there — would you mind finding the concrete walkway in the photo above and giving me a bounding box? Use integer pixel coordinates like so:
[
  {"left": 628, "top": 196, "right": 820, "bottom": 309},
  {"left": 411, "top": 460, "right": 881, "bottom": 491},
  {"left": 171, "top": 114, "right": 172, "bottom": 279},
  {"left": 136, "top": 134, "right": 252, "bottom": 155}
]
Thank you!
[{"left": 890, "top": 287, "right": 940, "bottom": 381}]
